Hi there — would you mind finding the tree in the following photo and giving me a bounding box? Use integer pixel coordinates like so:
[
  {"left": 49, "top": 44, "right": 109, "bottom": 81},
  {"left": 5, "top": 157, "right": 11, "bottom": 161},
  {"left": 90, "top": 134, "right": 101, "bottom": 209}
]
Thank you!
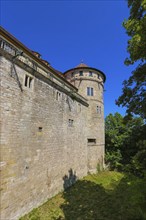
[
  {"left": 105, "top": 113, "right": 128, "bottom": 170},
  {"left": 105, "top": 113, "right": 146, "bottom": 176},
  {"left": 116, "top": 0, "right": 146, "bottom": 119}
]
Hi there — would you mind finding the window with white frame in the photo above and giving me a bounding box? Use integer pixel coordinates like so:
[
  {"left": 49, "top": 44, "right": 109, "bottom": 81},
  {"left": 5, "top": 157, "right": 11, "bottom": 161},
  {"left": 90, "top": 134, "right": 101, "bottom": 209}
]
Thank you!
[{"left": 87, "top": 87, "right": 94, "bottom": 96}]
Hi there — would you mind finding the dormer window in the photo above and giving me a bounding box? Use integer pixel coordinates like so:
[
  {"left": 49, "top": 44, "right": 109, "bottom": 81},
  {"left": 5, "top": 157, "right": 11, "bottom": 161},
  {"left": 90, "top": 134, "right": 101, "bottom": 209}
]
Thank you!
[
  {"left": 79, "top": 71, "right": 83, "bottom": 76},
  {"left": 89, "top": 71, "right": 93, "bottom": 77}
]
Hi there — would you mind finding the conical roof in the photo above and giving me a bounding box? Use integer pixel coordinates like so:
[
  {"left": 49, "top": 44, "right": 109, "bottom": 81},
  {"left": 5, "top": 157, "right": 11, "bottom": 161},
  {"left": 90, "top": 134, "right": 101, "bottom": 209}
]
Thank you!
[{"left": 75, "top": 62, "right": 88, "bottom": 68}]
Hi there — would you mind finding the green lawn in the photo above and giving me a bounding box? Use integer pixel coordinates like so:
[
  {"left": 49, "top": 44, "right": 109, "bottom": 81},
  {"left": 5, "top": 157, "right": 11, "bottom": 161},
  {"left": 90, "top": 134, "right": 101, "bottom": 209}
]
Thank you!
[{"left": 20, "top": 171, "right": 146, "bottom": 220}]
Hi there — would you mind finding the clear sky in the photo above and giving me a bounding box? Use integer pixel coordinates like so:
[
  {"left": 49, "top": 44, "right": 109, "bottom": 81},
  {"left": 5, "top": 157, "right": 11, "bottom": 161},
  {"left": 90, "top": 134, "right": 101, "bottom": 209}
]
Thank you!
[{"left": 1, "top": 0, "right": 136, "bottom": 117}]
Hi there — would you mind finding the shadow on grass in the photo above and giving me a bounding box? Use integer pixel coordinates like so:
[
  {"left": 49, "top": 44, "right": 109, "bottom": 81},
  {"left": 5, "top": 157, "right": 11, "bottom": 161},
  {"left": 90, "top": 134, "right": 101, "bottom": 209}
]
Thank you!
[{"left": 61, "top": 172, "right": 146, "bottom": 220}]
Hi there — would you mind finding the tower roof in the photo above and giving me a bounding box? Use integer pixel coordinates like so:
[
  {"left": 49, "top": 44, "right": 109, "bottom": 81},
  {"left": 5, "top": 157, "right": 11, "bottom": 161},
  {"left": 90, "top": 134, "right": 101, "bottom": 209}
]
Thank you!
[{"left": 75, "top": 62, "right": 88, "bottom": 68}]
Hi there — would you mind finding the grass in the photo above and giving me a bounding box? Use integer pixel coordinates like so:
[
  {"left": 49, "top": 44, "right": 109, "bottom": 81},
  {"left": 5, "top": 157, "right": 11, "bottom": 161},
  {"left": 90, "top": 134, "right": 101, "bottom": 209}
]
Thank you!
[{"left": 20, "top": 171, "right": 146, "bottom": 220}]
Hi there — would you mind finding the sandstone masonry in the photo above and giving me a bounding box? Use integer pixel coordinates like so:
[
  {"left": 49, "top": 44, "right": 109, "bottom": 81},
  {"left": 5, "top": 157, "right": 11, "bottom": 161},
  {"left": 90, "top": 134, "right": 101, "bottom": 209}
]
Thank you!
[{"left": 0, "top": 27, "right": 106, "bottom": 219}]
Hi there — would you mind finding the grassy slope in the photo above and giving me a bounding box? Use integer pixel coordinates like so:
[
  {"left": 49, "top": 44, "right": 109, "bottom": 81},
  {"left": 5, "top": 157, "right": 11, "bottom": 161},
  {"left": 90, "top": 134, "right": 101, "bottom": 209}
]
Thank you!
[{"left": 20, "top": 171, "right": 146, "bottom": 220}]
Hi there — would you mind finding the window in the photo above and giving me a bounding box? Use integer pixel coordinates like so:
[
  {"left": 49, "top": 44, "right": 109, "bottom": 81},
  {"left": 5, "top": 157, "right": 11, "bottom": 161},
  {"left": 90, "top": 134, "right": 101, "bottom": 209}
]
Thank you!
[
  {"left": 24, "top": 75, "right": 29, "bottom": 87},
  {"left": 29, "top": 77, "right": 33, "bottom": 88},
  {"left": 24, "top": 74, "right": 33, "bottom": 89},
  {"left": 71, "top": 72, "right": 74, "bottom": 77},
  {"left": 87, "top": 87, "right": 94, "bottom": 96},
  {"left": 38, "top": 127, "right": 43, "bottom": 132},
  {"left": 89, "top": 71, "right": 93, "bottom": 77},
  {"left": 97, "top": 106, "right": 101, "bottom": 114},
  {"left": 56, "top": 91, "right": 61, "bottom": 100},
  {"left": 87, "top": 87, "right": 90, "bottom": 96},
  {"left": 91, "top": 88, "right": 93, "bottom": 96},
  {"left": 79, "top": 71, "right": 83, "bottom": 76},
  {"left": 87, "top": 139, "right": 96, "bottom": 145},
  {"left": 68, "top": 119, "right": 74, "bottom": 127}
]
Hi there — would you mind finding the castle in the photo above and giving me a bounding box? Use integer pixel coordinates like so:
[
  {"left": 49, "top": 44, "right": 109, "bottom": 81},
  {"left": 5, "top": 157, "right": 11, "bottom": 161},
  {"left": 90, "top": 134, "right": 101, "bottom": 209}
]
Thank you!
[{"left": 0, "top": 27, "right": 106, "bottom": 219}]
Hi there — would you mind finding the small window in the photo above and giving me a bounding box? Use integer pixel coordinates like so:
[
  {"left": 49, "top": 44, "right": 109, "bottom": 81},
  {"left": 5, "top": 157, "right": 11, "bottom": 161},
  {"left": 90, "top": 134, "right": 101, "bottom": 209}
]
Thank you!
[
  {"left": 71, "top": 72, "right": 74, "bottom": 77},
  {"left": 79, "top": 71, "right": 83, "bottom": 76},
  {"left": 89, "top": 71, "right": 93, "bottom": 77},
  {"left": 24, "top": 74, "right": 33, "bottom": 89},
  {"left": 87, "top": 139, "right": 96, "bottom": 145},
  {"left": 38, "top": 127, "right": 43, "bottom": 132},
  {"left": 91, "top": 88, "right": 93, "bottom": 96},
  {"left": 29, "top": 77, "right": 33, "bottom": 88},
  {"left": 56, "top": 91, "right": 61, "bottom": 101},
  {"left": 68, "top": 119, "right": 74, "bottom": 127},
  {"left": 97, "top": 106, "right": 101, "bottom": 114},
  {"left": 25, "top": 75, "right": 29, "bottom": 87},
  {"left": 87, "top": 87, "right": 94, "bottom": 96},
  {"left": 87, "top": 87, "right": 90, "bottom": 96}
]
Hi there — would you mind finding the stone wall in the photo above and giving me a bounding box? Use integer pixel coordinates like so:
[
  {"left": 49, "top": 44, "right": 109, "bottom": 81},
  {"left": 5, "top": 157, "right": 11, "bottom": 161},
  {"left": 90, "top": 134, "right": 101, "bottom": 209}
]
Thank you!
[
  {"left": 64, "top": 69, "right": 105, "bottom": 172},
  {"left": 0, "top": 55, "right": 88, "bottom": 219},
  {"left": 0, "top": 27, "right": 105, "bottom": 220}
]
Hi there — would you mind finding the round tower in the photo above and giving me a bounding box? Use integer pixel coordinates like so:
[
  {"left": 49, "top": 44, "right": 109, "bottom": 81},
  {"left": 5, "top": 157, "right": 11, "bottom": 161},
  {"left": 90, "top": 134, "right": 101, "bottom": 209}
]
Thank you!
[{"left": 64, "top": 62, "right": 106, "bottom": 173}]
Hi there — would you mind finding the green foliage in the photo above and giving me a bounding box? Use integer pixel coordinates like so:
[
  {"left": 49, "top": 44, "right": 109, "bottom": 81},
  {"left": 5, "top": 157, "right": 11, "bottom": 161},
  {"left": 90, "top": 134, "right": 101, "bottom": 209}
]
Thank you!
[
  {"left": 20, "top": 171, "right": 146, "bottom": 220},
  {"left": 124, "top": 0, "right": 146, "bottom": 63},
  {"left": 116, "top": 64, "right": 146, "bottom": 119},
  {"left": 105, "top": 112, "right": 130, "bottom": 170},
  {"left": 106, "top": 150, "right": 122, "bottom": 170},
  {"left": 105, "top": 112, "right": 146, "bottom": 176},
  {"left": 129, "top": 140, "right": 146, "bottom": 175},
  {"left": 116, "top": 0, "right": 146, "bottom": 119}
]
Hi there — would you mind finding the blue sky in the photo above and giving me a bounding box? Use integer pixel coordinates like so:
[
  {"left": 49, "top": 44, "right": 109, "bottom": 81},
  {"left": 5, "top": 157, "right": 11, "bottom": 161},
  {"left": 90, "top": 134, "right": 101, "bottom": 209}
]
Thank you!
[{"left": 1, "top": 0, "right": 135, "bottom": 117}]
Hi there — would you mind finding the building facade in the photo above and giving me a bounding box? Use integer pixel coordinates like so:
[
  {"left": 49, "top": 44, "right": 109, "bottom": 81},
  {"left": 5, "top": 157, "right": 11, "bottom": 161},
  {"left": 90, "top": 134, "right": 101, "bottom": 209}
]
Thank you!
[{"left": 0, "top": 27, "right": 106, "bottom": 219}]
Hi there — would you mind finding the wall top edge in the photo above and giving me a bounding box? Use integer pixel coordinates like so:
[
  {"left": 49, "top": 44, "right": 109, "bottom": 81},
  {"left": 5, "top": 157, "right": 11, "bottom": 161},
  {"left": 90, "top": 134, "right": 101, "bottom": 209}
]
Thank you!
[{"left": 0, "top": 34, "right": 88, "bottom": 107}]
